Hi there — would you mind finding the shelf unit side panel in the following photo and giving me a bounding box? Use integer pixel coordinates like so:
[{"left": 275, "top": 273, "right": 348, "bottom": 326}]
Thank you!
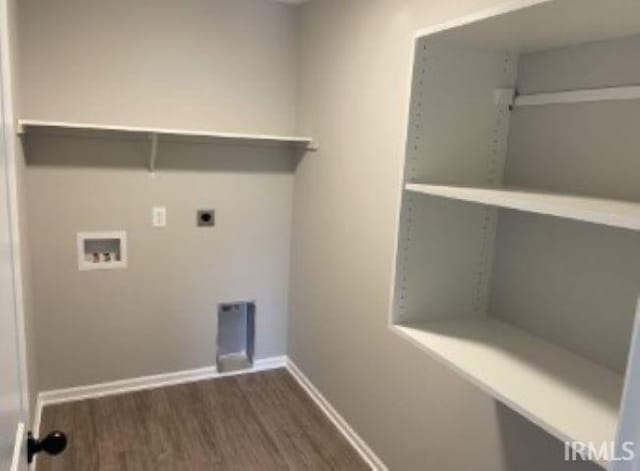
[
  {"left": 614, "top": 301, "right": 640, "bottom": 471},
  {"left": 392, "top": 40, "right": 428, "bottom": 324},
  {"left": 408, "top": 40, "right": 516, "bottom": 186},
  {"left": 396, "top": 194, "right": 498, "bottom": 324},
  {"left": 393, "top": 39, "right": 515, "bottom": 324}
]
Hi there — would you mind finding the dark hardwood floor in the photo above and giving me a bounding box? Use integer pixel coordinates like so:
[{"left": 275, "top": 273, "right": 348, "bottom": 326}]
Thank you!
[{"left": 37, "top": 368, "right": 369, "bottom": 471}]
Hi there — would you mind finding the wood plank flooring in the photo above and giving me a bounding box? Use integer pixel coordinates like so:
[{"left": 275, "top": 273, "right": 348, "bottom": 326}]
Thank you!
[{"left": 37, "top": 368, "right": 369, "bottom": 471}]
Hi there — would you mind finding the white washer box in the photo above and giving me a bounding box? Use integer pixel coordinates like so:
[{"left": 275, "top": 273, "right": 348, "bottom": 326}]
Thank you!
[{"left": 77, "top": 231, "right": 127, "bottom": 271}]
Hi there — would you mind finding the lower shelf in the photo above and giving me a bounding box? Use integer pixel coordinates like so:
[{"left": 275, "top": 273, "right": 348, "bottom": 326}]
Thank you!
[{"left": 393, "top": 317, "right": 622, "bottom": 466}]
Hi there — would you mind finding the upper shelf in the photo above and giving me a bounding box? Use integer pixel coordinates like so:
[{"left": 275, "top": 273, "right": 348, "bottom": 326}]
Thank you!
[
  {"left": 18, "top": 119, "right": 317, "bottom": 173},
  {"left": 417, "top": 0, "right": 640, "bottom": 54},
  {"left": 17, "top": 119, "right": 316, "bottom": 148},
  {"left": 405, "top": 183, "right": 640, "bottom": 232}
]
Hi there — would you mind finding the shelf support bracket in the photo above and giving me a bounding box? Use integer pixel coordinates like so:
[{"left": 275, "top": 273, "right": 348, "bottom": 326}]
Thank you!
[
  {"left": 149, "top": 133, "right": 159, "bottom": 175},
  {"left": 305, "top": 140, "right": 320, "bottom": 152}
]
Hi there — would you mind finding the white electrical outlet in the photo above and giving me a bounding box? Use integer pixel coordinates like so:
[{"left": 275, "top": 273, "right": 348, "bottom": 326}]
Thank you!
[{"left": 152, "top": 207, "right": 167, "bottom": 227}]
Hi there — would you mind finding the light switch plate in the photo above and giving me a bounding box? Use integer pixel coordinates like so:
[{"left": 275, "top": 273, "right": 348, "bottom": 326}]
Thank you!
[{"left": 152, "top": 207, "right": 167, "bottom": 227}]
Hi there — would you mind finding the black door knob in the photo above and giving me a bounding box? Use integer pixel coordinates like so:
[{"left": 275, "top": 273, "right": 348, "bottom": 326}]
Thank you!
[{"left": 27, "top": 430, "right": 68, "bottom": 463}]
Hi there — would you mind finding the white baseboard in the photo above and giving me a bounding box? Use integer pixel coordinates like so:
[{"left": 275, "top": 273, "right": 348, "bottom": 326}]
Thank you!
[
  {"left": 285, "top": 359, "right": 387, "bottom": 471},
  {"left": 37, "top": 356, "right": 286, "bottom": 407}
]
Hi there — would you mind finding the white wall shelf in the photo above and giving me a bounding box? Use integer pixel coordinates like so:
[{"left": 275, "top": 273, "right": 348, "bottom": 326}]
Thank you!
[
  {"left": 18, "top": 119, "right": 318, "bottom": 173},
  {"left": 405, "top": 183, "right": 640, "bottom": 232},
  {"left": 393, "top": 317, "right": 621, "bottom": 469},
  {"left": 17, "top": 119, "right": 315, "bottom": 146}
]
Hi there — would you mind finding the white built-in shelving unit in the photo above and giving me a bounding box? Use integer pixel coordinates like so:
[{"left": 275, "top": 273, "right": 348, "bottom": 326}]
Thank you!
[
  {"left": 391, "top": 1, "right": 640, "bottom": 468},
  {"left": 17, "top": 119, "right": 317, "bottom": 173}
]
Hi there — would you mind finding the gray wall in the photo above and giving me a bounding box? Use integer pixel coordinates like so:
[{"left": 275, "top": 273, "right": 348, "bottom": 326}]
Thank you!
[
  {"left": 18, "top": 0, "right": 299, "bottom": 390},
  {"left": 19, "top": 0, "right": 298, "bottom": 134},
  {"left": 290, "top": 1, "right": 598, "bottom": 470},
  {"left": 25, "top": 135, "right": 295, "bottom": 391}
]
